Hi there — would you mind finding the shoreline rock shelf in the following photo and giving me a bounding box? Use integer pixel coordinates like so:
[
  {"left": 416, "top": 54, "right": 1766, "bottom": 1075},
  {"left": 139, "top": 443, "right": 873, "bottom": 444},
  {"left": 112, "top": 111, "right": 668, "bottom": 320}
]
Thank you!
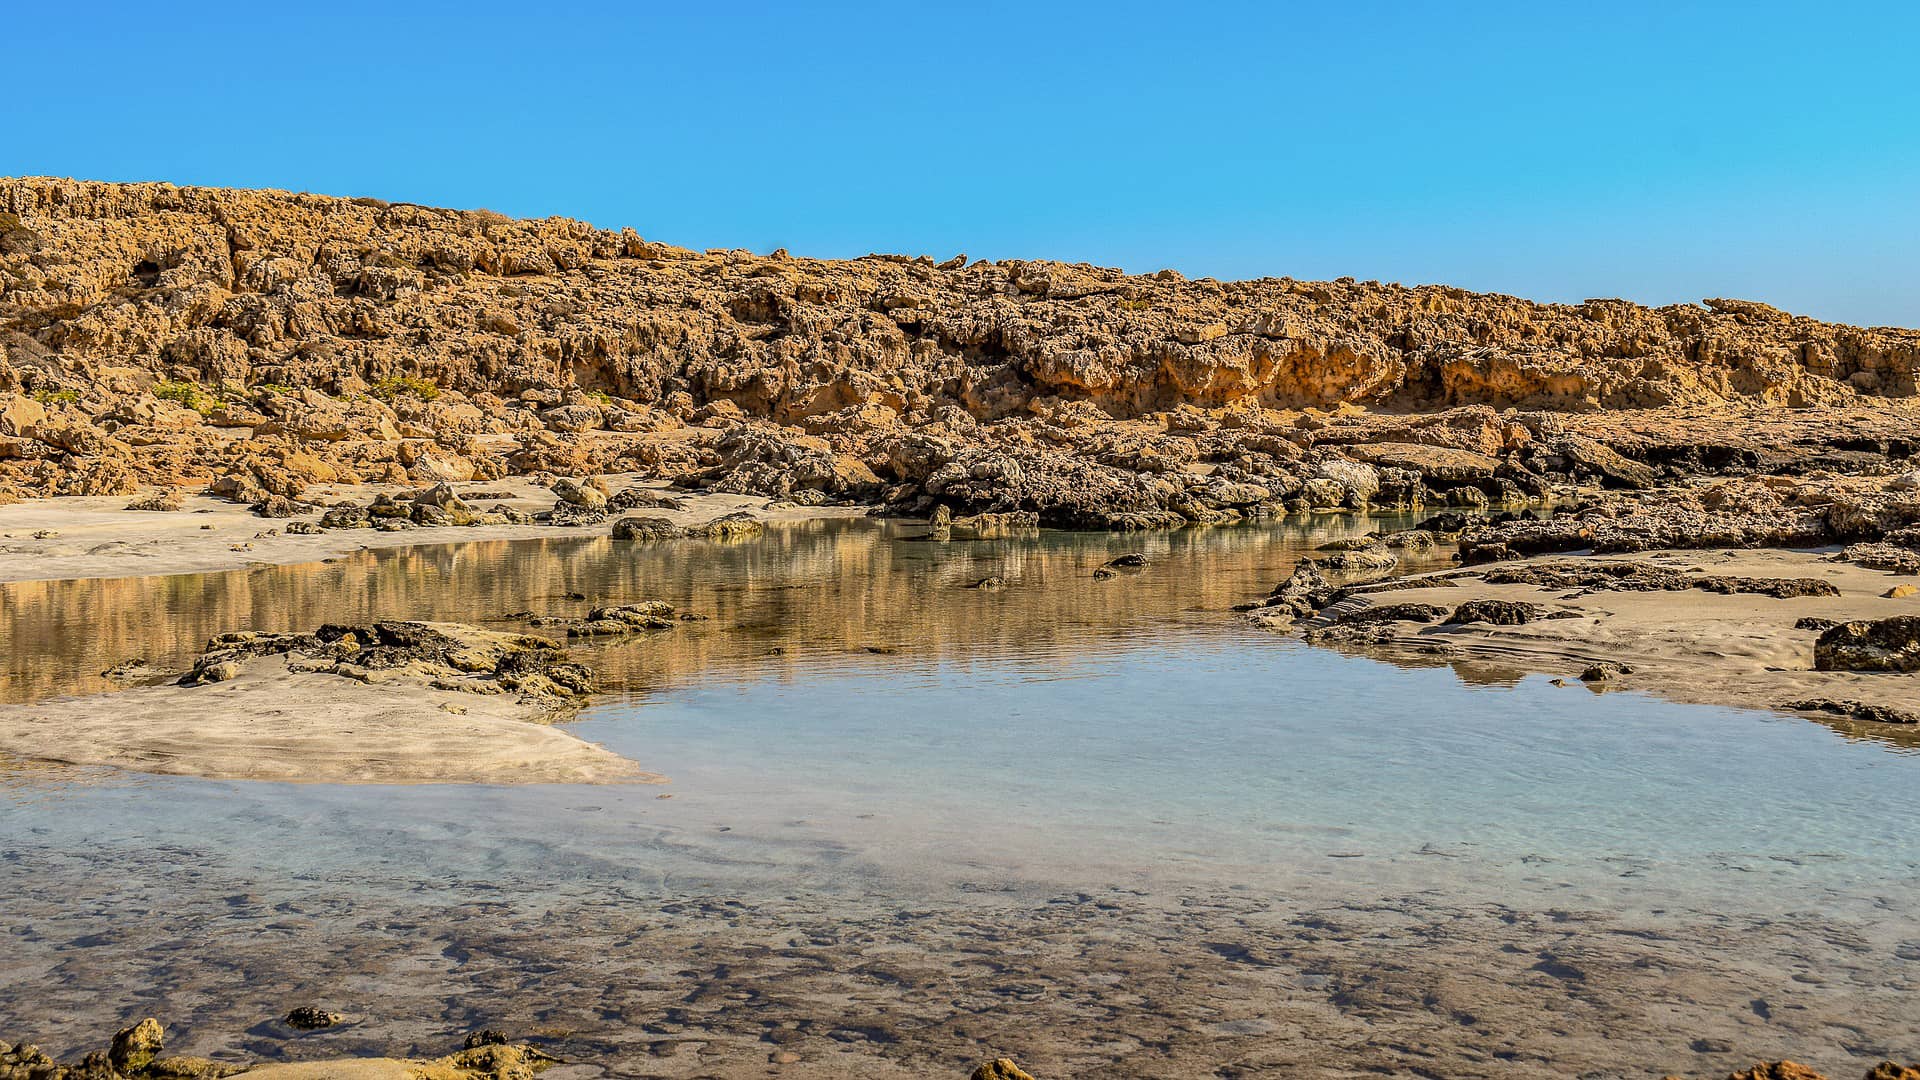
[{"left": 1241, "top": 474, "right": 1920, "bottom": 729}]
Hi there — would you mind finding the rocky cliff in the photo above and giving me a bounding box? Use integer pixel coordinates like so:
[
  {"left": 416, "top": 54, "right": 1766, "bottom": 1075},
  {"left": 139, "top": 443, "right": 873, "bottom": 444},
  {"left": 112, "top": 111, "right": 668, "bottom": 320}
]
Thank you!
[{"left": 2, "top": 176, "right": 1916, "bottom": 525}]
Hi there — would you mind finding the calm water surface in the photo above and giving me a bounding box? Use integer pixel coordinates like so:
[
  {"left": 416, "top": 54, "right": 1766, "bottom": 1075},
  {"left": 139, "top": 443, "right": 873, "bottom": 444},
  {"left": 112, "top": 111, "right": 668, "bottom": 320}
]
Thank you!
[{"left": 3, "top": 516, "right": 1918, "bottom": 1073}]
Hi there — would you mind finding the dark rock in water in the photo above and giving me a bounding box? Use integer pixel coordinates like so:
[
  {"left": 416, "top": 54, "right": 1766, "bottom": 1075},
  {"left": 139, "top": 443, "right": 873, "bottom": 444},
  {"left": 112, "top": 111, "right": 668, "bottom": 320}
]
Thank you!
[
  {"left": 611, "top": 516, "right": 687, "bottom": 541},
  {"left": 1092, "top": 566, "right": 1119, "bottom": 580},
  {"left": 534, "top": 601, "right": 681, "bottom": 638},
  {"left": 1814, "top": 615, "right": 1920, "bottom": 673},
  {"left": 948, "top": 510, "right": 1040, "bottom": 539},
  {"left": 1446, "top": 599, "right": 1546, "bottom": 625},
  {"left": 284, "top": 1006, "right": 341, "bottom": 1031},
  {"left": 1784, "top": 698, "right": 1920, "bottom": 725},
  {"left": 1103, "top": 553, "right": 1149, "bottom": 568},
  {"left": 1416, "top": 511, "right": 1472, "bottom": 534},
  {"left": 969, "top": 576, "right": 1007, "bottom": 591}
]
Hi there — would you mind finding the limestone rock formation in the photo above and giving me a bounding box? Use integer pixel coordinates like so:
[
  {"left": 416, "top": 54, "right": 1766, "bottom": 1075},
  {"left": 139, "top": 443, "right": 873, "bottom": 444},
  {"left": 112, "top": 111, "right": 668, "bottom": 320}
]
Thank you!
[{"left": 2, "top": 177, "right": 1917, "bottom": 526}]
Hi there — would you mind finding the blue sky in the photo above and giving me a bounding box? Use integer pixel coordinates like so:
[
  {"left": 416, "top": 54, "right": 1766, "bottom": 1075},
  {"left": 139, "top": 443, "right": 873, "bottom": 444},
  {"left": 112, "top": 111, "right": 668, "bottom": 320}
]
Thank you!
[{"left": 8, "top": 2, "right": 1918, "bottom": 326}]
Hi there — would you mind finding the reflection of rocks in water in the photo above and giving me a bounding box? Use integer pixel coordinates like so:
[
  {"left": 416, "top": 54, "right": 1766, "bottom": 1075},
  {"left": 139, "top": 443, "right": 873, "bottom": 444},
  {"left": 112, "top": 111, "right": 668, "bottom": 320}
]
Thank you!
[
  {"left": 0, "top": 517, "right": 1442, "bottom": 707},
  {"left": 3, "top": 839, "right": 1915, "bottom": 1079}
]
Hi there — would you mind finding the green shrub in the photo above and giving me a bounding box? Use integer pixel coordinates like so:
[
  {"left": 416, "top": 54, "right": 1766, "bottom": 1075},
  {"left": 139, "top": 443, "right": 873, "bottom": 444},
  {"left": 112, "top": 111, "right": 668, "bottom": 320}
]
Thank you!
[
  {"left": 371, "top": 374, "right": 441, "bottom": 402},
  {"left": 31, "top": 387, "right": 78, "bottom": 405},
  {"left": 153, "top": 380, "right": 216, "bottom": 413}
]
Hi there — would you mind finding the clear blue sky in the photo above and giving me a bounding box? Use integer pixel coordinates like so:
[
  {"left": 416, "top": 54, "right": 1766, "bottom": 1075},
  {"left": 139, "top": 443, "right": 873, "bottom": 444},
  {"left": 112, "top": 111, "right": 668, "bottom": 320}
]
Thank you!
[{"left": 8, "top": 2, "right": 1918, "bottom": 327}]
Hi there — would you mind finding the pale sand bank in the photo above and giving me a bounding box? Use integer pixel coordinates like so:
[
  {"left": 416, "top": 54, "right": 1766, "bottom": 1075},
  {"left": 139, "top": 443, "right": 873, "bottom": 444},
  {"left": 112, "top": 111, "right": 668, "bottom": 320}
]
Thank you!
[
  {"left": 0, "top": 474, "right": 864, "bottom": 584},
  {"left": 0, "top": 654, "right": 654, "bottom": 785}
]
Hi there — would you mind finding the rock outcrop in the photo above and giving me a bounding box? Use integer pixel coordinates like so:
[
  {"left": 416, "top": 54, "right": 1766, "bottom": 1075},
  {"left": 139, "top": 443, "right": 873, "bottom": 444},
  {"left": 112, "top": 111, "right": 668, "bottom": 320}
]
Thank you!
[
  {"left": 177, "top": 620, "right": 597, "bottom": 701},
  {"left": 3, "top": 178, "right": 1918, "bottom": 527}
]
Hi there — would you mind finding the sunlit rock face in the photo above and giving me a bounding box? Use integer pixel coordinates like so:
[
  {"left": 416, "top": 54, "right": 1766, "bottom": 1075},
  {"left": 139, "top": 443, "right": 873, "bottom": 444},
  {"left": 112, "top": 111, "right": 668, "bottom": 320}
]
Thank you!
[{"left": 1, "top": 177, "right": 1917, "bottom": 518}]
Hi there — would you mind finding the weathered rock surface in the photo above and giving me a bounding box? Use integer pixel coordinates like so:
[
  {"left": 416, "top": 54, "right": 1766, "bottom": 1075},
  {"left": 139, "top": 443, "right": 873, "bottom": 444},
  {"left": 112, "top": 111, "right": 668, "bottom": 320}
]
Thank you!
[
  {"left": 3, "top": 178, "right": 1918, "bottom": 528},
  {"left": 1813, "top": 616, "right": 1920, "bottom": 673},
  {"left": 1459, "top": 474, "right": 1920, "bottom": 563},
  {"left": 177, "top": 621, "right": 596, "bottom": 701}
]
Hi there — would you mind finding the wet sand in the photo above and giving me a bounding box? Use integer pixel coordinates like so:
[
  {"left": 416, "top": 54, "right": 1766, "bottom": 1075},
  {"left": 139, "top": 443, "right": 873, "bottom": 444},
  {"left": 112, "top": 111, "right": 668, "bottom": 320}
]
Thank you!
[
  {"left": 7, "top": 842, "right": 1917, "bottom": 1080},
  {"left": 0, "top": 655, "right": 652, "bottom": 785}
]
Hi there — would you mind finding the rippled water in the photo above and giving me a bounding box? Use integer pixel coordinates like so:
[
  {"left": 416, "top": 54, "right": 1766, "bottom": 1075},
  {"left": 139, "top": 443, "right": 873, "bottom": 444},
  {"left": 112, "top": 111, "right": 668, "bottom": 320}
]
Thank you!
[{"left": 3, "top": 517, "right": 1919, "bottom": 1074}]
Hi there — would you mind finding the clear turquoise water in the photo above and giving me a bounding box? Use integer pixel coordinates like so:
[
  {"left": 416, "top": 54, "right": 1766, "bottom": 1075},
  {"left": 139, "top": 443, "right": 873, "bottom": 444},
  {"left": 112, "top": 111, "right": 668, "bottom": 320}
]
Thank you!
[
  {"left": 4, "top": 517, "right": 1916, "bottom": 918},
  {"left": 7, "top": 518, "right": 1920, "bottom": 1073}
]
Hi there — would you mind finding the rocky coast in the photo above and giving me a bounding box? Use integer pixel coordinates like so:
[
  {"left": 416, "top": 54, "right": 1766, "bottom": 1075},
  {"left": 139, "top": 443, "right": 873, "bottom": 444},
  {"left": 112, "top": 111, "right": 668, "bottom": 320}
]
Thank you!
[
  {"left": 5, "top": 178, "right": 1920, "bottom": 1079},
  {"left": 1240, "top": 470, "right": 1920, "bottom": 733},
  {"left": 2, "top": 176, "right": 1917, "bottom": 539}
]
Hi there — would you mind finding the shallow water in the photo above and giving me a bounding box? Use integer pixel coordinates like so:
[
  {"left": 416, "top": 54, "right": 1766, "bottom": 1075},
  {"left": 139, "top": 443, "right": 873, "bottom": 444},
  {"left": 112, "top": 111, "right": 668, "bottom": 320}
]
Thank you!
[{"left": 3, "top": 517, "right": 1919, "bottom": 1076}]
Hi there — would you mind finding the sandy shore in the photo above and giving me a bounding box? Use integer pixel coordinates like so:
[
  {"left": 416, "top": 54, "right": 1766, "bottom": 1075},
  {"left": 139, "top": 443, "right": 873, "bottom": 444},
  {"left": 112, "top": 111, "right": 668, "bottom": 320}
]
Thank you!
[
  {"left": 0, "top": 481, "right": 863, "bottom": 786},
  {"left": 1282, "top": 547, "right": 1920, "bottom": 729},
  {"left": 0, "top": 474, "right": 865, "bottom": 584},
  {"left": 0, "top": 652, "right": 654, "bottom": 785}
]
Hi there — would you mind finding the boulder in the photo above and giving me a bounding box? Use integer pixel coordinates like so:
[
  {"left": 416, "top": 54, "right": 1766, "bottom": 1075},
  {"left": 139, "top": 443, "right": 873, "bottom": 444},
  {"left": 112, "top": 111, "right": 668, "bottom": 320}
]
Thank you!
[
  {"left": 109, "top": 1018, "right": 165, "bottom": 1073},
  {"left": 1815, "top": 616, "right": 1920, "bottom": 672},
  {"left": 551, "top": 477, "right": 607, "bottom": 509}
]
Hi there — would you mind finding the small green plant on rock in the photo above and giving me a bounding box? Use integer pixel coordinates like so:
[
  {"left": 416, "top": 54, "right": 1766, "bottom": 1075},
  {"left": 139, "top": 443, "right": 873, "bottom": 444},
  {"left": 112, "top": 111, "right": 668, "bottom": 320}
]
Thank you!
[
  {"left": 31, "top": 387, "right": 79, "bottom": 405},
  {"left": 371, "top": 374, "right": 441, "bottom": 401},
  {"left": 153, "top": 380, "right": 216, "bottom": 413}
]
